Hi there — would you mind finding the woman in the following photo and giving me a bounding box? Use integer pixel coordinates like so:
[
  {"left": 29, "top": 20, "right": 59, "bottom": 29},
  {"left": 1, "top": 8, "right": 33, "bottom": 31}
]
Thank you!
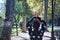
[{"left": 26, "top": 11, "right": 46, "bottom": 40}]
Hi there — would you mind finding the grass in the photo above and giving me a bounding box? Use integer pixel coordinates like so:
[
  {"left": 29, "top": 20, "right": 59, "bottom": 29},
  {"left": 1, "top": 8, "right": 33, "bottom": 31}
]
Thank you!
[
  {"left": 46, "top": 26, "right": 60, "bottom": 32},
  {"left": 47, "top": 27, "right": 51, "bottom": 32}
]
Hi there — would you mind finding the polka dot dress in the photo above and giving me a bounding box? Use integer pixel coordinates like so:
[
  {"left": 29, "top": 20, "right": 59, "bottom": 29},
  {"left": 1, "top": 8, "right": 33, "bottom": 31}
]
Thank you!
[{"left": 26, "top": 17, "right": 46, "bottom": 40}]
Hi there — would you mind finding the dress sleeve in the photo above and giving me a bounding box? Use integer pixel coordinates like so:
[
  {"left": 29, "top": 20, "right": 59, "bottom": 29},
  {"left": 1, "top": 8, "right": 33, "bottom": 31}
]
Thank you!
[{"left": 26, "top": 17, "right": 34, "bottom": 29}]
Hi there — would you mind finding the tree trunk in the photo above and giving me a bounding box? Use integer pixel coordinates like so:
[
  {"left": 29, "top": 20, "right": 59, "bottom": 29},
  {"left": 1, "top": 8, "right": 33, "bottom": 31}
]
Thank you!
[
  {"left": 22, "top": 16, "right": 26, "bottom": 33},
  {"left": 1, "top": 0, "right": 15, "bottom": 40},
  {"left": 22, "top": 0, "right": 27, "bottom": 33},
  {"left": 44, "top": 0, "right": 48, "bottom": 26}
]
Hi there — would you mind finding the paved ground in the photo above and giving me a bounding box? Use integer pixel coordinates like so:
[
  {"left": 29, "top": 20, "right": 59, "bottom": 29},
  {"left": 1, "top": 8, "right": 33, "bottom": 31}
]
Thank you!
[{"left": 11, "top": 32, "right": 57, "bottom": 40}]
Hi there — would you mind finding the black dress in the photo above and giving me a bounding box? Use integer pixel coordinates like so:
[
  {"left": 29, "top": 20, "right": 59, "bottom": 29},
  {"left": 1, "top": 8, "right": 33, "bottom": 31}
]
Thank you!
[{"left": 26, "top": 17, "right": 46, "bottom": 40}]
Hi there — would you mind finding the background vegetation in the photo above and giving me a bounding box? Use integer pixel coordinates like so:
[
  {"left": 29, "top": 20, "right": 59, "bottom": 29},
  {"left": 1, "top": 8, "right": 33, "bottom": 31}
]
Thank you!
[{"left": 0, "top": 0, "right": 60, "bottom": 37}]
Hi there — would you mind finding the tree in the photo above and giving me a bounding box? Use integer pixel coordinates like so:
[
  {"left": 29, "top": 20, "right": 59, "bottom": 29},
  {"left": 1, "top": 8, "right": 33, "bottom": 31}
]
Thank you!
[
  {"left": 1, "top": 0, "right": 15, "bottom": 40},
  {"left": 43, "top": 0, "right": 48, "bottom": 26}
]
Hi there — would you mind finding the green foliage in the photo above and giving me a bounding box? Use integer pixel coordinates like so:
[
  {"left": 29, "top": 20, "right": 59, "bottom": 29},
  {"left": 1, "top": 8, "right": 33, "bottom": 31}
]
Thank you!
[
  {"left": 15, "top": 1, "right": 24, "bottom": 14},
  {"left": 27, "top": 0, "right": 43, "bottom": 12},
  {"left": 0, "top": 13, "right": 5, "bottom": 19},
  {"left": 55, "top": 29, "right": 60, "bottom": 39},
  {"left": 55, "top": 0, "right": 60, "bottom": 17},
  {"left": 14, "top": 0, "right": 33, "bottom": 23},
  {"left": 11, "top": 27, "right": 21, "bottom": 36},
  {"left": 0, "top": 0, "right": 60, "bottom": 26}
]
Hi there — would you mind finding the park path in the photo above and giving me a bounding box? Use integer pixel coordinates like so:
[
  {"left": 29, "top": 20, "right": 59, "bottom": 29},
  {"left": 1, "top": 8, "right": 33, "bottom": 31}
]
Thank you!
[{"left": 11, "top": 32, "right": 58, "bottom": 40}]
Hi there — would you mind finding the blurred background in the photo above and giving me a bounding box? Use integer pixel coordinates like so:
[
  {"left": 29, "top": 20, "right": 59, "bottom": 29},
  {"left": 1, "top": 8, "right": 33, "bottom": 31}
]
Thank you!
[{"left": 0, "top": 0, "right": 60, "bottom": 40}]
